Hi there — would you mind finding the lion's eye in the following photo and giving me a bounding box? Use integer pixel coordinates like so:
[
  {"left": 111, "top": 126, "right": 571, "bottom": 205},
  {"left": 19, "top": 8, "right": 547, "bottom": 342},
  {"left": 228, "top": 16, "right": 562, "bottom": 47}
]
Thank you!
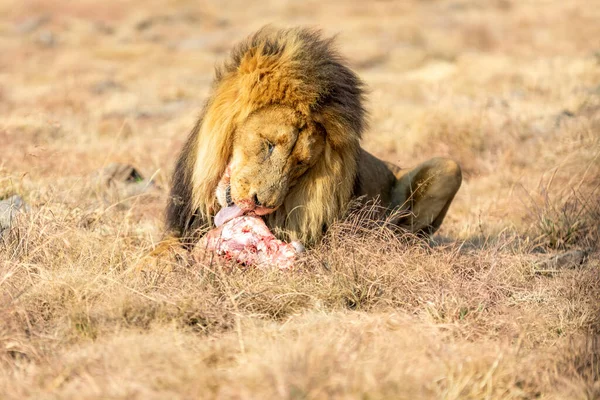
[{"left": 266, "top": 141, "right": 275, "bottom": 156}]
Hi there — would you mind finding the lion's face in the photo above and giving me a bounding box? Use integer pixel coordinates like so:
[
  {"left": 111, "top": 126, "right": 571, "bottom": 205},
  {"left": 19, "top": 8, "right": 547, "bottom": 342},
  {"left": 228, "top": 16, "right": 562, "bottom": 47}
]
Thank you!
[{"left": 219, "top": 105, "right": 325, "bottom": 214}]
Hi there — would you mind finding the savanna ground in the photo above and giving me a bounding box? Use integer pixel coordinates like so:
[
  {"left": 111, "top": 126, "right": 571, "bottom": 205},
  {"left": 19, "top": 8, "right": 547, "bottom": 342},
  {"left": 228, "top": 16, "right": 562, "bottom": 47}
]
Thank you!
[{"left": 1, "top": 0, "right": 600, "bottom": 398}]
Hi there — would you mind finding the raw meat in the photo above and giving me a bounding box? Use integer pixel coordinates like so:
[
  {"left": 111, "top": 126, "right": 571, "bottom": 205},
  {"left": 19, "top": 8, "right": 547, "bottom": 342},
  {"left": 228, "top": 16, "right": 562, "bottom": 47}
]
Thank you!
[{"left": 201, "top": 205, "right": 304, "bottom": 270}]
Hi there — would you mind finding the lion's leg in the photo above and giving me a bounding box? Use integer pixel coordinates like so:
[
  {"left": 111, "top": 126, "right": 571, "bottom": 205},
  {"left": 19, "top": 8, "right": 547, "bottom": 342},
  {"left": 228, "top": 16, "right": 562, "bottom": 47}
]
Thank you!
[{"left": 389, "top": 157, "right": 462, "bottom": 235}]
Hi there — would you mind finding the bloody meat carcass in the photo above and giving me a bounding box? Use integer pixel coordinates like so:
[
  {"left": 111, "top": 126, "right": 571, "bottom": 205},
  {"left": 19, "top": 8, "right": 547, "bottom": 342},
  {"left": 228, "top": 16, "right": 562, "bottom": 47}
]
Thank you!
[{"left": 201, "top": 205, "right": 304, "bottom": 269}]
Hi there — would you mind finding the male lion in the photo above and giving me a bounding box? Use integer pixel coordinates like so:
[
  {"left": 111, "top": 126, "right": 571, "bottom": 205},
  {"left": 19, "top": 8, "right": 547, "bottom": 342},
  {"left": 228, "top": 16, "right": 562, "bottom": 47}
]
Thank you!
[{"left": 166, "top": 27, "right": 462, "bottom": 248}]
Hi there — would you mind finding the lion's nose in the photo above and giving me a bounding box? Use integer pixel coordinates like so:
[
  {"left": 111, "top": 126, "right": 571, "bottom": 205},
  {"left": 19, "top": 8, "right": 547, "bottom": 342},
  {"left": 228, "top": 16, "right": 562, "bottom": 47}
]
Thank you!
[{"left": 225, "top": 185, "right": 233, "bottom": 206}]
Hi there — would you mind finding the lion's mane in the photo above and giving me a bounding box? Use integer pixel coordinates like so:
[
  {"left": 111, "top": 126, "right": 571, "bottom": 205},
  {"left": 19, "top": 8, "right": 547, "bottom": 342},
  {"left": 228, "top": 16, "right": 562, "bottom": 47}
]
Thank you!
[{"left": 166, "top": 26, "right": 366, "bottom": 245}]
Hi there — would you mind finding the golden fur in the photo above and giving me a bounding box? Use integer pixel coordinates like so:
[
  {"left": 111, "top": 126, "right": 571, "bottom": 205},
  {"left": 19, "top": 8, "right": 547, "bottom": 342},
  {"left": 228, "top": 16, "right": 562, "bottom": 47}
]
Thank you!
[{"left": 166, "top": 26, "right": 462, "bottom": 247}]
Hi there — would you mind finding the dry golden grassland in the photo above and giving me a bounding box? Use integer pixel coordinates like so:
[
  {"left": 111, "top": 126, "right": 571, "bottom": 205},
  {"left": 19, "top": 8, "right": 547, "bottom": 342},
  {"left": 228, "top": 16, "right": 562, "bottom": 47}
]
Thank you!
[{"left": 1, "top": 0, "right": 599, "bottom": 398}]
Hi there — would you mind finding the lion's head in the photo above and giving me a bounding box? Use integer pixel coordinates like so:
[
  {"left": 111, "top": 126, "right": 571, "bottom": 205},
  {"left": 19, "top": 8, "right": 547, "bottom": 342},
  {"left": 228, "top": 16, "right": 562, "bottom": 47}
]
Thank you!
[
  {"left": 217, "top": 105, "right": 325, "bottom": 215},
  {"left": 167, "top": 27, "right": 367, "bottom": 246}
]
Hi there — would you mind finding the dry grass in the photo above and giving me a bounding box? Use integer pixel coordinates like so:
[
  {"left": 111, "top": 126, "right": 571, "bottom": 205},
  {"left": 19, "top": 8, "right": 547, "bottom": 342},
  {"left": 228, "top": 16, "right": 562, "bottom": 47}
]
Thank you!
[{"left": 1, "top": 0, "right": 599, "bottom": 398}]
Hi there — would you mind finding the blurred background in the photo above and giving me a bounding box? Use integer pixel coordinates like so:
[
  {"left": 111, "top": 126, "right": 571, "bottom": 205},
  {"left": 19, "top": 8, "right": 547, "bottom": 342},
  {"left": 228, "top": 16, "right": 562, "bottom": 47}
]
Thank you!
[{"left": 1, "top": 0, "right": 599, "bottom": 240}]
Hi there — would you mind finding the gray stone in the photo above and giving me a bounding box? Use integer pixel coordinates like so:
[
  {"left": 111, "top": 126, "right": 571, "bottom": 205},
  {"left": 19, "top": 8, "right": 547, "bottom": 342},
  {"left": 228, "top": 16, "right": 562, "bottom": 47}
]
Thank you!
[
  {"left": 96, "top": 163, "right": 143, "bottom": 185},
  {"left": 37, "top": 31, "right": 56, "bottom": 47},
  {"left": 0, "top": 195, "right": 29, "bottom": 236},
  {"left": 93, "top": 163, "right": 159, "bottom": 201}
]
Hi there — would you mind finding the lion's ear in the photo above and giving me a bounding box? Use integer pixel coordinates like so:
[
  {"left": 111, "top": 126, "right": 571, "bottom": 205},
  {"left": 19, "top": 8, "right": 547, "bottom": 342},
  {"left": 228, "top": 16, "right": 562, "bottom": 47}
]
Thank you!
[
  {"left": 312, "top": 112, "right": 332, "bottom": 144},
  {"left": 312, "top": 110, "right": 360, "bottom": 150}
]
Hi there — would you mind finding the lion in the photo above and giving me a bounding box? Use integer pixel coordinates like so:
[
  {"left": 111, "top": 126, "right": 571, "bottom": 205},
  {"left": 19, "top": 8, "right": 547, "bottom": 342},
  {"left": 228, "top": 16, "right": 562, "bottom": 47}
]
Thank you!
[{"left": 165, "top": 27, "right": 462, "bottom": 249}]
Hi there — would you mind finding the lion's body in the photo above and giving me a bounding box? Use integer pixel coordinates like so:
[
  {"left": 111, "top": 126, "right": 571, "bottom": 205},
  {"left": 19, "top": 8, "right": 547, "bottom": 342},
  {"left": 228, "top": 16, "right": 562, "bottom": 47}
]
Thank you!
[{"left": 166, "top": 27, "right": 461, "bottom": 247}]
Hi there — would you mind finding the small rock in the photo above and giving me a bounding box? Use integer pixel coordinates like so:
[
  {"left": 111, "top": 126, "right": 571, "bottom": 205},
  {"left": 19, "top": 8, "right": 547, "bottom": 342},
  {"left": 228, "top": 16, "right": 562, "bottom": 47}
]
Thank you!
[
  {"left": 95, "top": 22, "right": 115, "bottom": 35},
  {"left": 93, "top": 163, "right": 158, "bottom": 200},
  {"left": 37, "top": 31, "right": 56, "bottom": 47},
  {"left": 135, "top": 18, "right": 155, "bottom": 31},
  {"left": 533, "top": 249, "right": 589, "bottom": 275},
  {"left": 96, "top": 163, "right": 144, "bottom": 184},
  {"left": 0, "top": 195, "right": 29, "bottom": 237}
]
